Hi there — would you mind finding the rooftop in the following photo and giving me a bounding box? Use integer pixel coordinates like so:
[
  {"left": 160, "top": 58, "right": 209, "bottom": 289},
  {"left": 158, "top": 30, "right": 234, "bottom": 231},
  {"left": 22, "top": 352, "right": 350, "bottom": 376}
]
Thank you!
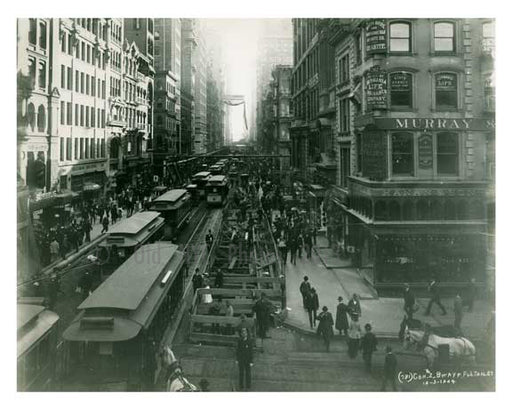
[
  {"left": 108, "top": 211, "right": 162, "bottom": 235},
  {"left": 153, "top": 188, "right": 188, "bottom": 203}
]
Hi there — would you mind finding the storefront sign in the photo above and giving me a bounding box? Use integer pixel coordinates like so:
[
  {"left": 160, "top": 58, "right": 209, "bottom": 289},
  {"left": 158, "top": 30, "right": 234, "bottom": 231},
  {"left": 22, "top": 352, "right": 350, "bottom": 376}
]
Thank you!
[
  {"left": 390, "top": 72, "right": 411, "bottom": 92},
  {"left": 418, "top": 134, "right": 433, "bottom": 169},
  {"left": 366, "top": 20, "right": 387, "bottom": 54},
  {"left": 362, "top": 130, "right": 387, "bottom": 181},
  {"left": 365, "top": 66, "right": 388, "bottom": 110},
  {"left": 374, "top": 117, "right": 495, "bottom": 131}
]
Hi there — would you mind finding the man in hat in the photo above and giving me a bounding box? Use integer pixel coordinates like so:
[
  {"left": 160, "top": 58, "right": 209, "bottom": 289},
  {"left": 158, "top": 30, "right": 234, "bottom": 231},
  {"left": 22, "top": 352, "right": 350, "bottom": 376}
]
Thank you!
[
  {"left": 348, "top": 293, "right": 362, "bottom": 318},
  {"left": 316, "top": 306, "right": 334, "bottom": 352},
  {"left": 335, "top": 296, "right": 349, "bottom": 336},
  {"left": 381, "top": 346, "right": 398, "bottom": 391},
  {"left": 425, "top": 278, "right": 447, "bottom": 316},
  {"left": 299, "top": 276, "right": 312, "bottom": 310},
  {"left": 360, "top": 323, "right": 378, "bottom": 372},
  {"left": 252, "top": 293, "right": 273, "bottom": 339},
  {"left": 192, "top": 268, "right": 204, "bottom": 294}
]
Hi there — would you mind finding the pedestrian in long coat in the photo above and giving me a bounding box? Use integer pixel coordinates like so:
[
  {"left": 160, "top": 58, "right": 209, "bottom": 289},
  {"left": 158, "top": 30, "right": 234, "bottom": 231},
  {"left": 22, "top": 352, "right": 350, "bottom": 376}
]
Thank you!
[
  {"left": 299, "top": 276, "right": 312, "bottom": 309},
  {"left": 335, "top": 296, "right": 349, "bottom": 336},
  {"left": 306, "top": 288, "right": 319, "bottom": 328},
  {"left": 316, "top": 306, "right": 334, "bottom": 352},
  {"left": 252, "top": 293, "right": 273, "bottom": 339},
  {"left": 381, "top": 347, "right": 398, "bottom": 391},
  {"left": 403, "top": 283, "right": 417, "bottom": 319},
  {"left": 347, "top": 314, "right": 362, "bottom": 359},
  {"left": 425, "top": 279, "right": 447, "bottom": 315},
  {"left": 236, "top": 328, "right": 254, "bottom": 391},
  {"left": 360, "top": 323, "right": 378, "bottom": 372}
]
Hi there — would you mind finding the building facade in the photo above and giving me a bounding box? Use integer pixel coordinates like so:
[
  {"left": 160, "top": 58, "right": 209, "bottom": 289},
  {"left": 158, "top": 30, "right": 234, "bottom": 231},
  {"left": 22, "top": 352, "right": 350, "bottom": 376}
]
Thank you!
[
  {"left": 180, "top": 19, "right": 197, "bottom": 156},
  {"left": 271, "top": 65, "right": 292, "bottom": 174},
  {"left": 324, "top": 18, "right": 495, "bottom": 291}
]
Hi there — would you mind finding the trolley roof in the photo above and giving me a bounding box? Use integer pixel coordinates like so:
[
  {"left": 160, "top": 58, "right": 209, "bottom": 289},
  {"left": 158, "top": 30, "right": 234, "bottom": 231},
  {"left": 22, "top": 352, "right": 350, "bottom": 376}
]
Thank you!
[
  {"left": 207, "top": 175, "right": 228, "bottom": 184},
  {"left": 107, "top": 211, "right": 162, "bottom": 235},
  {"left": 79, "top": 243, "right": 180, "bottom": 311},
  {"left": 153, "top": 188, "right": 188, "bottom": 203},
  {"left": 192, "top": 171, "right": 211, "bottom": 178},
  {"left": 17, "top": 304, "right": 59, "bottom": 357}
]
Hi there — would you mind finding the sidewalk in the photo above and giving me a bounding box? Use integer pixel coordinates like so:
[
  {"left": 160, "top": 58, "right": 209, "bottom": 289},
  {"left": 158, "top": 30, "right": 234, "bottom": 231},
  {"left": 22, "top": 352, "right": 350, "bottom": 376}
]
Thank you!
[{"left": 283, "top": 238, "right": 493, "bottom": 341}]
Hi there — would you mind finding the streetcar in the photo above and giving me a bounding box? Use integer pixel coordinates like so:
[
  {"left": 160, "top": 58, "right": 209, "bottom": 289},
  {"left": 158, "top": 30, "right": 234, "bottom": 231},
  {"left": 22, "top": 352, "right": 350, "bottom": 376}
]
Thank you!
[
  {"left": 191, "top": 171, "right": 211, "bottom": 199},
  {"left": 205, "top": 175, "right": 230, "bottom": 207},
  {"left": 149, "top": 189, "right": 193, "bottom": 240},
  {"left": 17, "top": 303, "right": 60, "bottom": 391},
  {"left": 98, "top": 211, "right": 166, "bottom": 265},
  {"left": 62, "top": 243, "right": 186, "bottom": 391}
]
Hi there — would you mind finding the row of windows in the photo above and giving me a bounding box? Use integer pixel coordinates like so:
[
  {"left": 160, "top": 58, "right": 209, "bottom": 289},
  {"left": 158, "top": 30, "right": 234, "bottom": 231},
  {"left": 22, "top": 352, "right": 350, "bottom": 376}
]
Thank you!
[
  {"left": 60, "top": 136, "right": 106, "bottom": 161},
  {"left": 59, "top": 102, "right": 106, "bottom": 129},
  {"left": 73, "top": 18, "right": 108, "bottom": 41},
  {"left": 26, "top": 103, "right": 46, "bottom": 133},
  {"left": 27, "top": 57, "right": 46, "bottom": 91},
  {"left": 110, "top": 77, "right": 122, "bottom": 98},
  {"left": 111, "top": 22, "right": 122, "bottom": 44},
  {"left": 28, "top": 19, "right": 47, "bottom": 50},
  {"left": 61, "top": 32, "right": 107, "bottom": 70},
  {"left": 124, "top": 56, "right": 138, "bottom": 78},
  {"left": 60, "top": 65, "right": 106, "bottom": 99},
  {"left": 111, "top": 50, "right": 122, "bottom": 71}
]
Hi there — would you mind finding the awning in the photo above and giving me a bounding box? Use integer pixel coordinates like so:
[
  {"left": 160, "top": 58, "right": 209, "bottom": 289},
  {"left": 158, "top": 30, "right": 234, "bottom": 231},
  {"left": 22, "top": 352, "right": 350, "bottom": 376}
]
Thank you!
[
  {"left": 29, "top": 190, "right": 79, "bottom": 212},
  {"left": 63, "top": 316, "right": 141, "bottom": 342}
]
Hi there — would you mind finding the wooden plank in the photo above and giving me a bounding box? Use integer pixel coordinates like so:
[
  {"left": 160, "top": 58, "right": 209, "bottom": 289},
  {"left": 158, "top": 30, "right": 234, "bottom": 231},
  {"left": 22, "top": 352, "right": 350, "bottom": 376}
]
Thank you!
[
  {"left": 196, "top": 305, "right": 254, "bottom": 315},
  {"left": 191, "top": 314, "right": 255, "bottom": 325},
  {"left": 189, "top": 332, "right": 238, "bottom": 346}
]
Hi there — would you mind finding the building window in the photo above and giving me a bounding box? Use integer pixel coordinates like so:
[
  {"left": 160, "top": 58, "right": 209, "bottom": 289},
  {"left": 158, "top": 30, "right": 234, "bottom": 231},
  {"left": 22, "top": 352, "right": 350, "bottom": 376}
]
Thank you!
[
  {"left": 391, "top": 132, "right": 414, "bottom": 176},
  {"left": 97, "top": 108, "right": 101, "bottom": 128},
  {"left": 91, "top": 109, "right": 95, "bottom": 128},
  {"left": 80, "top": 138, "right": 84, "bottom": 159},
  {"left": 80, "top": 72, "right": 84, "bottom": 93},
  {"left": 75, "top": 70, "right": 79, "bottom": 92},
  {"left": 484, "top": 72, "right": 495, "bottom": 112},
  {"left": 74, "top": 137, "right": 78, "bottom": 159},
  {"left": 85, "top": 138, "right": 89, "bottom": 159},
  {"left": 29, "top": 19, "right": 37, "bottom": 45},
  {"left": 67, "top": 67, "right": 72, "bottom": 90},
  {"left": 61, "top": 32, "right": 67, "bottom": 52},
  {"left": 66, "top": 138, "right": 72, "bottom": 160},
  {"left": 60, "top": 138, "right": 64, "bottom": 161},
  {"left": 437, "top": 132, "right": 458, "bottom": 175},
  {"left": 435, "top": 73, "right": 458, "bottom": 110},
  {"left": 85, "top": 106, "right": 90, "bottom": 127},
  {"left": 60, "top": 101, "right": 65, "bottom": 125},
  {"left": 91, "top": 76, "right": 95, "bottom": 97},
  {"left": 80, "top": 105, "right": 84, "bottom": 126},
  {"left": 75, "top": 40, "right": 80, "bottom": 58},
  {"left": 60, "top": 65, "right": 66, "bottom": 88},
  {"left": 38, "top": 61, "right": 46, "bottom": 89},
  {"left": 37, "top": 105, "right": 46, "bottom": 132},
  {"left": 28, "top": 57, "right": 36, "bottom": 88},
  {"left": 38, "top": 21, "right": 47, "bottom": 49},
  {"left": 27, "top": 103, "right": 35, "bottom": 131},
  {"left": 91, "top": 139, "right": 95, "bottom": 159},
  {"left": 434, "top": 22, "right": 455, "bottom": 52},
  {"left": 81, "top": 42, "right": 85, "bottom": 61},
  {"left": 75, "top": 104, "right": 79, "bottom": 126},
  {"left": 339, "top": 53, "right": 350, "bottom": 84},
  {"left": 86, "top": 74, "right": 90, "bottom": 95},
  {"left": 339, "top": 98, "right": 350, "bottom": 134},
  {"left": 87, "top": 44, "right": 91, "bottom": 63},
  {"left": 340, "top": 147, "right": 350, "bottom": 188},
  {"left": 67, "top": 33, "right": 73, "bottom": 55},
  {"left": 67, "top": 102, "right": 72, "bottom": 125},
  {"left": 389, "top": 72, "right": 413, "bottom": 108},
  {"left": 482, "top": 21, "right": 495, "bottom": 57},
  {"left": 389, "top": 22, "right": 411, "bottom": 52}
]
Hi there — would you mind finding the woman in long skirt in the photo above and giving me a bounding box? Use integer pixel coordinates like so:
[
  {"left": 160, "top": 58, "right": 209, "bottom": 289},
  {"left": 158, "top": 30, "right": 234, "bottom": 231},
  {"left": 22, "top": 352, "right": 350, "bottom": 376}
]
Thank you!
[{"left": 347, "top": 313, "right": 362, "bottom": 359}]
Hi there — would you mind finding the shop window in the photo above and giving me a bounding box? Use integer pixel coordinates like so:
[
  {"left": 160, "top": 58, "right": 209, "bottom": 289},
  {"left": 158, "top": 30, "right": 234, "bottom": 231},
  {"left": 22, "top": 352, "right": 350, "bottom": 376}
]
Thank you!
[
  {"left": 437, "top": 132, "right": 458, "bottom": 175},
  {"left": 389, "top": 22, "right": 411, "bottom": 52},
  {"left": 389, "top": 72, "right": 413, "bottom": 108},
  {"left": 29, "top": 18, "right": 37, "bottom": 45},
  {"left": 391, "top": 132, "right": 414, "bottom": 176},
  {"left": 434, "top": 22, "right": 455, "bottom": 53},
  {"left": 435, "top": 73, "right": 458, "bottom": 110},
  {"left": 37, "top": 105, "right": 45, "bottom": 132}
]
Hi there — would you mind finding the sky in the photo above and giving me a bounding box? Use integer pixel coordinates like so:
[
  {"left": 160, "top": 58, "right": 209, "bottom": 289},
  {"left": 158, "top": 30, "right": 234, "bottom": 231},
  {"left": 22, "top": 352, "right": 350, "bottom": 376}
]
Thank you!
[{"left": 201, "top": 19, "right": 292, "bottom": 141}]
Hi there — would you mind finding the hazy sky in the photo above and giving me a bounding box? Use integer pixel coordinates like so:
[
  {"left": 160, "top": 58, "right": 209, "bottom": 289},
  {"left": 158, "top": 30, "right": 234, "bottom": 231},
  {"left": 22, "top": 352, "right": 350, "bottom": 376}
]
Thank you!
[{"left": 201, "top": 19, "right": 292, "bottom": 140}]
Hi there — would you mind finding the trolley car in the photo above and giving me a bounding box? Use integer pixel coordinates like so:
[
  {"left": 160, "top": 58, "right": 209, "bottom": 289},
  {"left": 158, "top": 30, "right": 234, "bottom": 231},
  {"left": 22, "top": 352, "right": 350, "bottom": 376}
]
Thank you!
[
  {"left": 17, "top": 303, "right": 60, "bottom": 391},
  {"left": 191, "top": 171, "right": 211, "bottom": 199},
  {"left": 62, "top": 243, "right": 186, "bottom": 391},
  {"left": 98, "top": 211, "right": 165, "bottom": 265},
  {"left": 149, "top": 189, "right": 193, "bottom": 240},
  {"left": 205, "top": 175, "right": 230, "bottom": 207}
]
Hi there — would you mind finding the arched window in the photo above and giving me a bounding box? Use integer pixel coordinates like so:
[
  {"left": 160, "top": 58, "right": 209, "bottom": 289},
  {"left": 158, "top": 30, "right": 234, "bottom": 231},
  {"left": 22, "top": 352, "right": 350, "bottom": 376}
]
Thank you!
[
  {"left": 435, "top": 73, "right": 458, "bottom": 110},
  {"left": 29, "top": 19, "right": 37, "bottom": 45},
  {"left": 391, "top": 132, "right": 414, "bottom": 176},
  {"left": 389, "top": 72, "right": 413, "bottom": 108},
  {"left": 27, "top": 103, "right": 35, "bottom": 131},
  {"left": 37, "top": 105, "right": 46, "bottom": 132},
  {"left": 434, "top": 22, "right": 455, "bottom": 52},
  {"left": 38, "top": 61, "right": 46, "bottom": 89},
  {"left": 389, "top": 22, "right": 411, "bottom": 52},
  {"left": 38, "top": 21, "right": 47, "bottom": 50}
]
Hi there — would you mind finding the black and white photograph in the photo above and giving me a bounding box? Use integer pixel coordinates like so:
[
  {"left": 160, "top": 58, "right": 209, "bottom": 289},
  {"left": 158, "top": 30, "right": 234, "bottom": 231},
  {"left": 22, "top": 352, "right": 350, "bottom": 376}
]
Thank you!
[{"left": 8, "top": 0, "right": 507, "bottom": 403}]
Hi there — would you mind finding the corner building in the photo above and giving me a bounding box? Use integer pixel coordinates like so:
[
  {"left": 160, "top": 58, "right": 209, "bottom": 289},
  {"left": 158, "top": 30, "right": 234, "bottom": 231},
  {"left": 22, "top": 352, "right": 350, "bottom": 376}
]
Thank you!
[{"left": 331, "top": 19, "right": 495, "bottom": 291}]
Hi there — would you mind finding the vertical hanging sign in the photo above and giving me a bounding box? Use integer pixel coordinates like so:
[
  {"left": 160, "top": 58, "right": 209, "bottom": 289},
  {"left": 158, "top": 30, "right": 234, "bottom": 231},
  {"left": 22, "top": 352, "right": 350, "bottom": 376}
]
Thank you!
[
  {"left": 366, "top": 19, "right": 387, "bottom": 54},
  {"left": 365, "top": 66, "right": 388, "bottom": 110}
]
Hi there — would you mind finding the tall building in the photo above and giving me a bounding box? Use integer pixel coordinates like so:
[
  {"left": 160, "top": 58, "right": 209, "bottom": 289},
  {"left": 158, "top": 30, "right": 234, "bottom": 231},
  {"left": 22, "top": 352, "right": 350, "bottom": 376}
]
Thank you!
[
  {"left": 271, "top": 65, "right": 292, "bottom": 173},
  {"left": 193, "top": 25, "right": 208, "bottom": 154},
  {"left": 255, "top": 32, "right": 293, "bottom": 152},
  {"left": 180, "top": 18, "right": 197, "bottom": 155},
  {"left": 322, "top": 18, "right": 495, "bottom": 292},
  {"left": 153, "top": 18, "right": 182, "bottom": 178}
]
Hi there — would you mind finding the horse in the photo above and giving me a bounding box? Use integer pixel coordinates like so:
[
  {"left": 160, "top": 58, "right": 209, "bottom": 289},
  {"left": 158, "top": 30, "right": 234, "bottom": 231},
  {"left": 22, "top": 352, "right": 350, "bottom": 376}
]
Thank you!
[
  {"left": 403, "top": 327, "right": 476, "bottom": 369},
  {"left": 155, "top": 345, "right": 199, "bottom": 392}
]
